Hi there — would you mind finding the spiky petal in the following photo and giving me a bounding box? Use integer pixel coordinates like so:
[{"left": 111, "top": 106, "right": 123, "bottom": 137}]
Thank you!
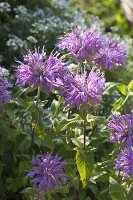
[
  {"left": 27, "top": 154, "right": 67, "bottom": 191},
  {"left": 93, "top": 36, "right": 127, "bottom": 70},
  {"left": 16, "top": 48, "right": 67, "bottom": 93},
  {"left": 115, "top": 144, "right": 133, "bottom": 177},
  {"left": 59, "top": 68, "right": 105, "bottom": 109},
  {"left": 108, "top": 112, "right": 133, "bottom": 146}
]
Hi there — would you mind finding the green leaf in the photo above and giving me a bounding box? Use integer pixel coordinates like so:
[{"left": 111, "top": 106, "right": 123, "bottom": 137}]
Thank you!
[
  {"left": 86, "top": 114, "right": 106, "bottom": 125},
  {"left": 92, "top": 171, "right": 107, "bottom": 181},
  {"left": 103, "top": 82, "right": 116, "bottom": 95},
  {"left": 76, "top": 150, "right": 94, "bottom": 188},
  {"left": 42, "top": 134, "right": 54, "bottom": 151},
  {"left": 116, "top": 83, "right": 127, "bottom": 96},
  {"left": 113, "top": 97, "right": 124, "bottom": 110},
  {"left": 55, "top": 117, "right": 83, "bottom": 132},
  {"left": 128, "top": 80, "right": 133, "bottom": 92},
  {"left": 21, "top": 187, "right": 36, "bottom": 200},
  {"left": 71, "top": 138, "right": 83, "bottom": 148},
  {"left": 6, "top": 177, "right": 18, "bottom": 192},
  {"left": 35, "top": 126, "right": 54, "bottom": 150},
  {"left": 0, "top": 120, "right": 17, "bottom": 142},
  {"left": 18, "top": 160, "right": 30, "bottom": 173},
  {"left": 127, "top": 188, "right": 133, "bottom": 200},
  {"left": 109, "top": 177, "right": 125, "bottom": 200},
  {"left": 53, "top": 185, "right": 69, "bottom": 194},
  {"left": 96, "top": 160, "right": 114, "bottom": 171}
]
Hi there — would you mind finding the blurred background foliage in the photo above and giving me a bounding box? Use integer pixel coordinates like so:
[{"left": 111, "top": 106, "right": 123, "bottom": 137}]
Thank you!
[{"left": 0, "top": 0, "right": 133, "bottom": 199}]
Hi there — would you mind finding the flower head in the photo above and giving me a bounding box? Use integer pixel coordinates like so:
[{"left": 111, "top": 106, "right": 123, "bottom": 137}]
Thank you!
[
  {"left": 58, "top": 29, "right": 82, "bottom": 59},
  {"left": 16, "top": 48, "right": 66, "bottom": 93},
  {"left": 59, "top": 68, "right": 105, "bottom": 109},
  {"left": 58, "top": 27, "right": 127, "bottom": 70},
  {"left": 81, "top": 26, "right": 103, "bottom": 56},
  {"left": 0, "top": 66, "right": 12, "bottom": 110},
  {"left": 108, "top": 112, "right": 133, "bottom": 145},
  {"left": 58, "top": 26, "right": 102, "bottom": 61},
  {"left": 115, "top": 145, "right": 133, "bottom": 177},
  {"left": 27, "top": 154, "right": 67, "bottom": 191},
  {"left": 93, "top": 36, "right": 126, "bottom": 70}
]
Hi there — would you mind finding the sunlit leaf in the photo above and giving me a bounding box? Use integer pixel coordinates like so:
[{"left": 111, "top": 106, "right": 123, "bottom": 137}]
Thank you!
[
  {"left": 116, "top": 83, "right": 127, "bottom": 96},
  {"left": 109, "top": 177, "right": 125, "bottom": 200}
]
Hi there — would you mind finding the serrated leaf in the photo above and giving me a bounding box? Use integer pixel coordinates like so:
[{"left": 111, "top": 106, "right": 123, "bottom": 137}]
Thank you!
[
  {"left": 109, "top": 177, "right": 125, "bottom": 200},
  {"left": 76, "top": 150, "right": 94, "bottom": 188},
  {"left": 116, "top": 83, "right": 127, "bottom": 96}
]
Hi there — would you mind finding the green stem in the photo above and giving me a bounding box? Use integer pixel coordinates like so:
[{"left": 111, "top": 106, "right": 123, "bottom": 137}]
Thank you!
[
  {"left": 83, "top": 120, "right": 86, "bottom": 150},
  {"left": 31, "top": 86, "right": 40, "bottom": 154},
  {"left": 36, "top": 86, "right": 41, "bottom": 110},
  {"left": 47, "top": 191, "right": 52, "bottom": 200},
  {"left": 118, "top": 94, "right": 129, "bottom": 110}
]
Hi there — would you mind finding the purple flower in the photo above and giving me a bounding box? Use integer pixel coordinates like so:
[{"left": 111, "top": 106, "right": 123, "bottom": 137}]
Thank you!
[
  {"left": 0, "top": 66, "right": 12, "bottom": 110},
  {"left": 27, "top": 154, "right": 67, "bottom": 191},
  {"left": 108, "top": 112, "right": 133, "bottom": 145},
  {"left": 59, "top": 68, "right": 105, "bottom": 109},
  {"left": 16, "top": 48, "right": 66, "bottom": 93},
  {"left": 81, "top": 26, "right": 103, "bottom": 58},
  {"left": 58, "top": 29, "right": 82, "bottom": 59},
  {"left": 58, "top": 26, "right": 102, "bottom": 61},
  {"left": 58, "top": 27, "right": 127, "bottom": 70},
  {"left": 93, "top": 36, "right": 126, "bottom": 70},
  {"left": 115, "top": 145, "right": 133, "bottom": 177}
]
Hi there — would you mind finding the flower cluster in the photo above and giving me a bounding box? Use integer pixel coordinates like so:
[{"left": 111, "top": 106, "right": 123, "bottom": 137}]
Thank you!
[
  {"left": 16, "top": 48, "right": 67, "bottom": 94},
  {"left": 108, "top": 111, "right": 133, "bottom": 177},
  {"left": 27, "top": 154, "right": 67, "bottom": 191},
  {"left": 58, "top": 26, "right": 126, "bottom": 70},
  {"left": 115, "top": 144, "right": 133, "bottom": 177},
  {"left": 58, "top": 26, "right": 102, "bottom": 61},
  {"left": 108, "top": 113, "right": 133, "bottom": 145},
  {"left": 93, "top": 36, "right": 126, "bottom": 70},
  {"left": 0, "top": 66, "right": 12, "bottom": 110},
  {"left": 59, "top": 69, "right": 105, "bottom": 109}
]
